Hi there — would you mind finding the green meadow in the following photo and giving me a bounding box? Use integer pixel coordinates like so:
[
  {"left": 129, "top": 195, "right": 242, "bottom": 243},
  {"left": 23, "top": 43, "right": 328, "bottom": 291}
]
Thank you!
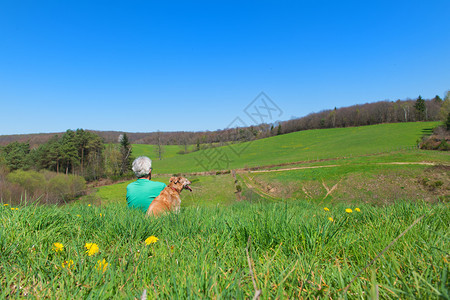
[
  {"left": 1, "top": 121, "right": 449, "bottom": 298},
  {"left": 148, "top": 122, "right": 441, "bottom": 174},
  {"left": 131, "top": 144, "right": 196, "bottom": 160}
]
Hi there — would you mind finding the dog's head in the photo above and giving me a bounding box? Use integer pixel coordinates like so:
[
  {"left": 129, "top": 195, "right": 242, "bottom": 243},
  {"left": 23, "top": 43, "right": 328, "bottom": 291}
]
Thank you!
[{"left": 169, "top": 176, "right": 192, "bottom": 192}]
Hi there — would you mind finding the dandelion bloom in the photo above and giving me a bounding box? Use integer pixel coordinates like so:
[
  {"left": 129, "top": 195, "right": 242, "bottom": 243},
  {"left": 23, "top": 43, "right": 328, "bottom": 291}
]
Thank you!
[
  {"left": 3, "top": 204, "right": 8, "bottom": 206},
  {"left": 323, "top": 207, "right": 330, "bottom": 211},
  {"left": 145, "top": 236, "right": 159, "bottom": 245},
  {"left": 96, "top": 259, "right": 108, "bottom": 273},
  {"left": 88, "top": 204, "right": 91, "bottom": 207},
  {"left": 328, "top": 217, "right": 334, "bottom": 222},
  {"left": 345, "top": 208, "right": 353, "bottom": 213},
  {"left": 52, "top": 242, "right": 64, "bottom": 252},
  {"left": 355, "top": 208, "right": 361, "bottom": 212},
  {"left": 76, "top": 214, "right": 81, "bottom": 217},
  {"left": 62, "top": 260, "right": 74, "bottom": 269},
  {"left": 85, "top": 243, "right": 99, "bottom": 256},
  {"left": 99, "top": 213, "right": 102, "bottom": 217}
]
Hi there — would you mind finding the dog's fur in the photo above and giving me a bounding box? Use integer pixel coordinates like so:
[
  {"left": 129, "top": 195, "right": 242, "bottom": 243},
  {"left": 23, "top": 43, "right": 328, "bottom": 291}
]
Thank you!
[{"left": 146, "top": 176, "right": 192, "bottom": 217}]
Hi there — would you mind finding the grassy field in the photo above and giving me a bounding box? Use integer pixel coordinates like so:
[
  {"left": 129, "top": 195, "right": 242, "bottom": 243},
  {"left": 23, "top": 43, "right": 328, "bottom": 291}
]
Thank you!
[
  {"left": 131, "top": 144, "right": 196, "bottom": 160},
  {"left": 89, "top": 149, "right": 449, "bottom": 208},
  {"left": 1, "top": 200, "right": 448, "bottom": 298},
  {"left": 147, "top": 122, "right": 441, "bottom": 174},
  {"left": 2, "top": 121, "right": 449, "bottom": 298}
]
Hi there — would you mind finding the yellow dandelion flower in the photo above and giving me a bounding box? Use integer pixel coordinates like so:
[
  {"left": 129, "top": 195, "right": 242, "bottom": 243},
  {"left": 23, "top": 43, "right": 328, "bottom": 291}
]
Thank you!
[
  {"left": 328, "top": 217, "right": 334, "bottom": 222},
  {"left": 96, "top": 259, "right": 108, "bottom": 273},
  {"left": 145, "top": 236, "right": 159, "bottom": 245},
  {"left": 85, "top": 243, "right": 99, "bottom": 256},
  {"left": 99, "top": 213, "right": 102, "bottom": 217},
  {"left": 345, "top": 208, "right": 353, "bottom": 213},
  {"left": 76, "top": 214, "right": 81, "bottom": 217},
  {"left": 52, "top": 242, "right": 64, "bottom": 252},
  {"left": 355, "top": 208, "right": 361, "bottom": 212},
  {"left": 62, "top": 259, "right": 74, "bottom": 269},
  {"left": 88, "top": 204, "right": 91, "bottom": 207},
  {"left": 323, "top": 207, "right": 330, "bottom": 211},
  {"left": 3, "top": 204, "right": 8, "bottom": 206}
]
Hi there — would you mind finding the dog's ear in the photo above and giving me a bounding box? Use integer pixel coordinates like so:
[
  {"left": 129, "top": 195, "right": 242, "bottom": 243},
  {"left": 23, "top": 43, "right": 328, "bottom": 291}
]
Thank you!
[{"left": 169, "top": 177, "right": 179, "bottom": 184}]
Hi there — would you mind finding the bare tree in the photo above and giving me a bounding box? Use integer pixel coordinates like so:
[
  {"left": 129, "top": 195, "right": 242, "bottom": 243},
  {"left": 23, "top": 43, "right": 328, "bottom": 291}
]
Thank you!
[{"left": 155, "top": 131, "right": 164, "bottom": 160}]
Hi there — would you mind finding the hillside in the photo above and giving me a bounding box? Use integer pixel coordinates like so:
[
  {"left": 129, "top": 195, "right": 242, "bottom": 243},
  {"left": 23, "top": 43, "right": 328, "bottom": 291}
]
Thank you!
[{"left": 145, "top": 122, "right": 441, "bottom": 174}]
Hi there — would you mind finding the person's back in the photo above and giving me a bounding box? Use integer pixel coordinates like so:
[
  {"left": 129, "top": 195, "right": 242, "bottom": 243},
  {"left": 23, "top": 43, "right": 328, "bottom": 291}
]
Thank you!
[
  {"left": 126, "top": 178, "right": 166, "bottom": 212},
  {"left": 126, "top": 156, "right": 166, "bottom": 212}
]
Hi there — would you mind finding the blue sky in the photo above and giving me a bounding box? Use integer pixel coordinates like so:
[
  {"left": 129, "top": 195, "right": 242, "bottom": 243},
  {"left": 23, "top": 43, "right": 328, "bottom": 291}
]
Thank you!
[{"left": 1, "top": 0, "right": 449, "bottom": 135}]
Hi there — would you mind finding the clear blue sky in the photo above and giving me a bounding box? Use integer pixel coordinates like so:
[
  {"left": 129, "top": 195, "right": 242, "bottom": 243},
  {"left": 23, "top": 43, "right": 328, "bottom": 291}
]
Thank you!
[{"left": 1, "top": 0, "right": 449, "bottom": 135}]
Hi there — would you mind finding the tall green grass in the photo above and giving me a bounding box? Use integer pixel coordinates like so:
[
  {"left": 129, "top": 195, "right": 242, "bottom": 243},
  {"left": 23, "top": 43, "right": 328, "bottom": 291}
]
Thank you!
[{"left": 1, "top": 200, "right": 448, "bottom": 298}]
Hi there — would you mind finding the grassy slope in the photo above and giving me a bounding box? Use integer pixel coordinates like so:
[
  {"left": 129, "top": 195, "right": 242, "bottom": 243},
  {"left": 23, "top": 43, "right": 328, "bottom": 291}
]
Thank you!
[
  {"left": 91, "top": 122, "right": 447, "bottom": 206},
  {"left": 131, "top": 144, "right": 196, "bottom": 160},
  {"left": 150, "top": 122, "right": 441, "bottom": 174}
]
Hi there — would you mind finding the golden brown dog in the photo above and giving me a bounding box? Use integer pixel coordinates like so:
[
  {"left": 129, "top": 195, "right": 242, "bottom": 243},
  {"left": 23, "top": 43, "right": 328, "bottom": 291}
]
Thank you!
[{"left": 146, "top": 176, "right": 192, "bottom": 217}]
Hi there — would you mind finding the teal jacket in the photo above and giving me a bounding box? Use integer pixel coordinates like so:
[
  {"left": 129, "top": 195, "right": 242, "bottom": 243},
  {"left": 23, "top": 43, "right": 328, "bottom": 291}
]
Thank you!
[{"left": 126, "top": 179, "right": 166, "bottom": 212}]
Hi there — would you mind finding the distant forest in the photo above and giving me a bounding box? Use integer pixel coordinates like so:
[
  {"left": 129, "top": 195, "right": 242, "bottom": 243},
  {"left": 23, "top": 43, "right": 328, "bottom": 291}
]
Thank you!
[{"left": 1, "top": 93, "right": 449, "bottom": 148}]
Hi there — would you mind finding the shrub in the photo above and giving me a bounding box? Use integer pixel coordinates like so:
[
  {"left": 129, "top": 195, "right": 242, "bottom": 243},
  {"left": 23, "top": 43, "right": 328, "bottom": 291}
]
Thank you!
[
  {"left": 48, "top": 174, "right": 86, "bottom": 201},
  {"left": 48, "top": 175, "right": 71, "bottom": 199},
  {"left": 2, "top": 169, "right": 87, "bottom": 205},
  {"left": 6, "top": 170, "right": 46, "bottom": 195}
]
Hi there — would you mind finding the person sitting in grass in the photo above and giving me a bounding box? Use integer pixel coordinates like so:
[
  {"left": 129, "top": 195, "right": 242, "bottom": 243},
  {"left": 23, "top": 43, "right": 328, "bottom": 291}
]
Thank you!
[{"left": 126, "top": 156, "right": 166, "bottom": 212}]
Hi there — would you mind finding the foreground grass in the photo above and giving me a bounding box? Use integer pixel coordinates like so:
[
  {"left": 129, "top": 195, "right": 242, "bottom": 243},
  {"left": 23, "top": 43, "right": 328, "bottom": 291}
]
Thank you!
[{"left": 1, "top": 200, "right": 448, "bottom": 298}]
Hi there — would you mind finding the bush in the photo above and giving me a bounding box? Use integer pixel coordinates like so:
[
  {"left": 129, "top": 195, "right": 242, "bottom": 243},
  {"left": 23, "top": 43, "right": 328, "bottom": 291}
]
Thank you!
[
  {"left": 6, "top": 170, "right": 46, "bottom": 195},
  {"left": 48, "top": 174, "right": 86, "bottom": 201},
  {"left": 2, "top": 169, "right": 87, "bottom": 205}
]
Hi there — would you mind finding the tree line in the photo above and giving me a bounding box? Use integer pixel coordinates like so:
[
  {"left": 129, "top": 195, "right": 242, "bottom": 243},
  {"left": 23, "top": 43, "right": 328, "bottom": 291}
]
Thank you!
[
  {"left": 1, "top": 93, "right": 449, "bottom": 153},
  {"left": 277, "top": 93, "right": 449, "bottom": 135},
  {"left": 0, "top": 129, "right": 133, "bottom": 181}
]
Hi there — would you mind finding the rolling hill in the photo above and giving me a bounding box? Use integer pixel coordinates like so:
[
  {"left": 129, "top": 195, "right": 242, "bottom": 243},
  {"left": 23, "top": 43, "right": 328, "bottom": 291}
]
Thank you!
[{"left": 139, "top": 122, "right": 442, "bottom": 174}]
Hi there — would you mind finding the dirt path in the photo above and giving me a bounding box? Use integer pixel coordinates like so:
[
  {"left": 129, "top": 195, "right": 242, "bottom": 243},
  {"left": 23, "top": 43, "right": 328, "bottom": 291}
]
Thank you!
[
  {"left": 248, "top": 164, "right": 339, "bottom": 173},
  {"left": 240, "top": 174, "right": 279, "bottom": 200},
  {"left": 376, "top": 162, "right": 437, "bottom": 165},
  {"left": 245, "top": 161, "right": 442, "bottom": 174}
]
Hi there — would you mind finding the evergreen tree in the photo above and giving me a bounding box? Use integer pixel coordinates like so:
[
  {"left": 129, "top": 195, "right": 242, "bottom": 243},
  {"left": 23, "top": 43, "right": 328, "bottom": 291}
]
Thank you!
[
  {"left": 414, "top": 95, "right": 426, "bottom": 121},
  {"left": 120, "top": 133, "right": 132, "bottom": 174},
  {"left": 60, "top": 130, "right": 80, "bottom": 174},
  {"left": 433, "top": 95, "right": 442, "bottom": 103},
  {"left": 0, "top": 142, "right": 31, "bottom": 171}
]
